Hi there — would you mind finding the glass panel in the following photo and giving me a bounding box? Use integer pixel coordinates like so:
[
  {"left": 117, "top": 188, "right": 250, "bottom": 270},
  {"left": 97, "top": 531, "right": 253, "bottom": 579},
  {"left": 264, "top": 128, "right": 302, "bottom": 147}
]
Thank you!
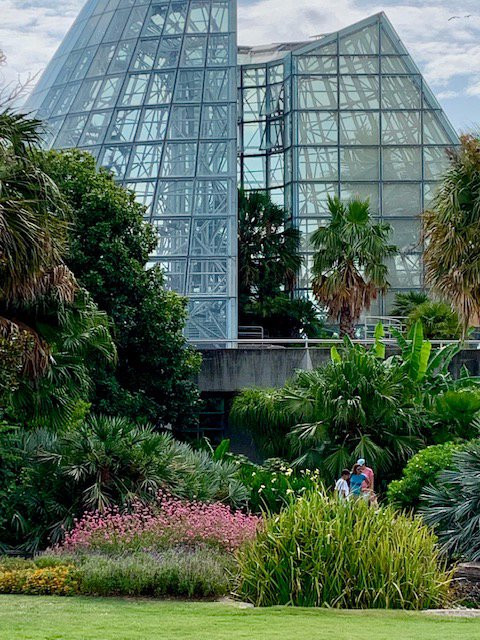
[
  {"left": 389, "top": 219, "right": 421, "bottom": 253},
  {"left": 188, "top": 259, "right": 227, "bottom": 294},
  {"left": 340, "top": 25, "right": 379, "bottom": 54},
  {"left": 210, "top": 1, "right": 229, "bottom": 33},
  {"left": 383, "top": 183, "right": 422, "bottom": 216},
  {"left": 80, "top": 111, "right": 110, "bottom": 146},
  {"left": 152, "top": 218, "right": 190, "bottom": 255},
  {"left": 120, "top": 74, "right": 149, "bottom": 106},
  {"left": 160, "top": 142, "right": 197, "bottom": 177},
  {"left": 298, "top": 148, "right": 338, "bottom": 180},
  {"left": 242, "top": 67, "right": 265, "bottom": 86},
  {"left": 386, "top": 254, "right": 422, "bottom": 288},
  {"left": 297, "top": 56, "right": 337, "bottom": 74},
  {"left": 341, "top": 183, "right": 379, "bottom": 214},
  {"left": 340, "top": 75, "right": 379, "bottom": 109},
  {"left": 187, "top": 1, "right": 210, "bottom": 33},
  {"left": 100, "top": 145, "right": 132, "bottom": 178},
  {"left": 87, "top": 44, "right": 116, "bottom": 77},
  {"left": 204, "top": 69, "right": 230, "bottom": 101},
  {"left": 108, "top": 40, "right": 135, "bottom": 73},
  {"left": 383, "top": 147, "right": 422, "bottom": 180},
  {"left": 339, "top": 56, "right": 379, "bottom": 74},
  {"left": 269, "top": 153, "right": 284, "bottom": 187},
  {"left": 122, "top": 6, "right": 148, "bottom": 38},
  {"left": 132, "top": 39, "right": 158, "bottom": 71},
  {"left": 71, "top": 79, "right": 102, "bottom": 112},
  {"left": 298, "top": 112, "right": 337, "bottom": 145},
  {"left": 154, "top": 180, "right": 194, "bottom": 216},
  {"left": 164, "top": 2, "right": 188, "bottom": 35},
  {"left": 156, "top": 37, "right": 182, "bottom": 68},
  {"left": 424, "top": 182, "right": 440, "bottom": 208},
  {"left": 198, "top": 141, "right": 230, "bottom": 175},
  {"left": 340, "top": 111, "right": 379, "bottom": 145},
  {"left": 242, "top": 156, "right": 266, "bottom": 188},
  {"left": 382, "top": 111, "right": 421, "bottom": 145},
  {"left": 424, "top": 147, "right": 450, "bottom": 180},
  {"left": 202, "top": 105, "right": 229, "bottom": 138},
  {"left": 207, "top": 35, "right": 229, "bottom": 66},
  {"left": 55, "top": 114, "right": 88, "bottom": 147},
  {"left": 104, "top": 8, "right": 131, "bottom": 42},
  {"left": 298, "top": 77, "right": 337, "bottom": 109},
  {"left": 168, "top": 105, "right": 201, "bottom": 139},
  {"left": 143, "top": 3, "right": 168, "bottom": 36},
  {"left": 157, "top": 259, "right": 187, "bottom": 291},
  {"left": 94, "top": 75, "right": 122, "bottom": 109},
  {"left": 181, "top": 36, "right": 207, "bottom": 66},
  {"left": 128, "top": 144, "right": 163, "bottom": 178},
  {"left": 242, "top": 86, "right": 266, "bottom": 119},
  {"left": 382, "top": 75, "right": 421, "bottom": 108},
  {"left": 175, "top": 69, "right": 204, "bottom": 102},
  {"left": 51, "top": 83, "right": 81, "bottom": 116},
  {"left": 340, "top": 148, "right": 379, "bottom": 180},
  {"left": 194, "top": 180, "right": 229, "bottom": 214},
  {"left": 191, "top": 219, "right": 228, "bottom": 255},
  {"left": 298, "top": 183, "right": 338, "bottom": 216},
  {"left": 423, "top": 111, "right": 453, "bottom": 144},
  {"left": 138, "top": 107, "right": 169, "bottom": 141},
  {"left": 107, "top": 109, "right": 141, "bottom": 142},
  {"left": 381, "top": 56, "right": 409, "bottom": 74},
  {"left": 147, "top": 71, "right": 175, "bottom": 104}
]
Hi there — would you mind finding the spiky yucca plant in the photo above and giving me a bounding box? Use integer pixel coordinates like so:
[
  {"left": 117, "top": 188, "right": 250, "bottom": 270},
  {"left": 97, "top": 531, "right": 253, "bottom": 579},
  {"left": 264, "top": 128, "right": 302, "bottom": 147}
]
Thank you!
[{"left": 311, "top": 196, "right": 396, "bottom": 337}]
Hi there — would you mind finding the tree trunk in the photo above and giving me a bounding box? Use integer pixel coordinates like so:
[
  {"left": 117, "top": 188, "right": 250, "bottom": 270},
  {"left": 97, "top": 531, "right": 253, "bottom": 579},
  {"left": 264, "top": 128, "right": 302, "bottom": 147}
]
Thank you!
[{"left": 339, "top": 306, "right": 355, "bottom": 338}]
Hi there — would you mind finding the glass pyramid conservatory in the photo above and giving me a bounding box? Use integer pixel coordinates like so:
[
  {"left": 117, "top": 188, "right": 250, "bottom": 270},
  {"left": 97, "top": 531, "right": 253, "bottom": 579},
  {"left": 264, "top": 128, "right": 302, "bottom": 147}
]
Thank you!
[{"left": 24, "top": 1, "right": 458, "bottom": 343}]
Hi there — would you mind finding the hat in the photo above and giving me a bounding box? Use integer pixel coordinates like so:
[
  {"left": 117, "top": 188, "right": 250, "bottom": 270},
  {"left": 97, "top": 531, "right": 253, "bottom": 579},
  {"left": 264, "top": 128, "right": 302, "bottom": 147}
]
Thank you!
[{"left": 356, "top": 458, "right": 365, "bottom": 466}]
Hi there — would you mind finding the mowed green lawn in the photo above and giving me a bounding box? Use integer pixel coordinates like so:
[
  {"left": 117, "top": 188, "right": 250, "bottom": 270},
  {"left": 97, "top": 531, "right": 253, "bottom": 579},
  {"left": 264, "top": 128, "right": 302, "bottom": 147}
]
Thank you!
[{"left": 2, "top": 596, "right": 480, "bottom": 640}]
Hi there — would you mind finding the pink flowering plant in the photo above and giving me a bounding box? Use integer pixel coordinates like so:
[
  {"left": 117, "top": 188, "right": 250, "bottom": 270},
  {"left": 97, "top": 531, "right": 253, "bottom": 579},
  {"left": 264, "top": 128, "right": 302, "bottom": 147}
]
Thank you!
[{"left": 59, "top": 492, "right": 260, "bottom": 554}]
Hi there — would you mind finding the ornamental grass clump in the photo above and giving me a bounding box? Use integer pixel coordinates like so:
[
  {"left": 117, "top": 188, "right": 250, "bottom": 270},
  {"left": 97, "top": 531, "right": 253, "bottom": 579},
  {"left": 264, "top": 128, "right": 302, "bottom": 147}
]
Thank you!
[
  {"left": 60, "top": 492, "right": 260, "bottom": 554},
  {"left": 236, "top": 491, "right": 451, "bottom": 609}
]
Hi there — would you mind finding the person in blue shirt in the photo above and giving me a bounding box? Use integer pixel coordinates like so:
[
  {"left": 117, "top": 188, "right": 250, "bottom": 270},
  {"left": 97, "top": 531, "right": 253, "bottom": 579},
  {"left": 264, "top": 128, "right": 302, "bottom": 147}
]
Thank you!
[{"left": 349, "top": 463, "right": 368, "bottom": 497}]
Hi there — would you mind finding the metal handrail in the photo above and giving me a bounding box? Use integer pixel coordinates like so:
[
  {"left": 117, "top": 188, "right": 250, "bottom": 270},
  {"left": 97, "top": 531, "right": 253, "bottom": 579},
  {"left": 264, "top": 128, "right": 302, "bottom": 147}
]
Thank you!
[{"left": 192, "top": 338, "right": 480, "bottom": 349}]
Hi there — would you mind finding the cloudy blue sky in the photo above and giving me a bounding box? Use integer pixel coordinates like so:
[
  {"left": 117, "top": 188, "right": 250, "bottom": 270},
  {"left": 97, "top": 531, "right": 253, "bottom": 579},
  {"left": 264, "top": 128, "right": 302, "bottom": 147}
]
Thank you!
[{"left": 1, "top": 0, "right": 479, "bottom": 131}]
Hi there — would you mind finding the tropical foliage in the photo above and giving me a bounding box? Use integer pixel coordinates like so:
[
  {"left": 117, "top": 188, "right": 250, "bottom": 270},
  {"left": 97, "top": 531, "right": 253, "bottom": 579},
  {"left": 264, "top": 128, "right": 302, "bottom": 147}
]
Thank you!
[
  {"left": 236, "top": 490, "right": 451, "bottom": 609},
  {"left": 423, "top": 135, "right": 480, "bottom": 336},
  {"left": 231, "top": 322, "right": 468, "bottom": 484},
  {"left": 420, "top": 445, "right": 480, "bottom": 561},
  {"left": 38, "top": 149, "right": 201, "bottom": 431},
  {"left": 311, "top": 196, "right": 396, "bottom": 337},
  {"left": 391, "top": 291, "right": 429, "bottom": 318},
  {"left": 238, "top": 189, "right": 322, "bottom": 337},
  {"left": 0, "top": 415, "right": 249, "bottom": 552}
]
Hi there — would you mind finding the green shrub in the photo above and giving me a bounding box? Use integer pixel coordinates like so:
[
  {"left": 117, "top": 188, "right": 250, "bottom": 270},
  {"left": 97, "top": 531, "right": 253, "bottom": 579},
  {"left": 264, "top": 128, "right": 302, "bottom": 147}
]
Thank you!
[
  {"left": 0, "top": 563, "right": 78, "bottom": 595},
  {"left": 236, "top": 491, "right": 451, "bottom": 609},
  {"left": 387, "top": 442, "right": 466, "bottom": 511},
  {"left": 238, "top": 464, "right": 316, "bottom": 513},
  {"left": 407, "top": 301, "right": 461, "bottom": 339},
  {"left": 77, "top": 550, "right": 234, "bottom": 598}
]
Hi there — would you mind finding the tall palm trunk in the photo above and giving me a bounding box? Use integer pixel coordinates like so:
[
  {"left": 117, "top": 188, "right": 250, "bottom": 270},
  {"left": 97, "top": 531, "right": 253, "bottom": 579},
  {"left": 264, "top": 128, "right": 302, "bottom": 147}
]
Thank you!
[{"left": 339, "top": 306, "right": 355, "bottom": 338}]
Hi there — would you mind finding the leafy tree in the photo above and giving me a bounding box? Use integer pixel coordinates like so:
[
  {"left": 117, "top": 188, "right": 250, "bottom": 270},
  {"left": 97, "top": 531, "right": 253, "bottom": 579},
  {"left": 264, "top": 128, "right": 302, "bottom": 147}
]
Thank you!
[
  {"left": 423, "top": 135, "right": 480, "bottom": 336},
  {"left": 420, "top": 445, "right": 480, "bottom": 560},
  {"left": 311, "top": 196, "right": 397, "bottom": 337},
  {"left": 38, "top": 150, "right": 201, "bottom": 431},
  {"left": 238, "top": 190, "right": 322, "bottom": 337}
]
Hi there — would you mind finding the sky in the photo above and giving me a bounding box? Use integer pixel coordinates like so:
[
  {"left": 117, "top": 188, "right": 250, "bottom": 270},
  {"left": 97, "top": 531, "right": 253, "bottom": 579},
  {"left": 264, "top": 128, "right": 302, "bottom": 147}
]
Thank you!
[{"left": 0, "top": 0, "right": 479, "bottom": 131}]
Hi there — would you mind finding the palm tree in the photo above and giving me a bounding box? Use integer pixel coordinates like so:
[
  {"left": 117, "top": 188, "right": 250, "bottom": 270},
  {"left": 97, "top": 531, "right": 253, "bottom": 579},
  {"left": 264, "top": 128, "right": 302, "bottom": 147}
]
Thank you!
[
  {"left": 423, "top": 135, "right": 480, "bottom": 337},
  {"left": 311, "top": 196, "right": 396, "bottom": 337},
  {"left": 0, "top": 109, "right": 76, "bottom": 375}
]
